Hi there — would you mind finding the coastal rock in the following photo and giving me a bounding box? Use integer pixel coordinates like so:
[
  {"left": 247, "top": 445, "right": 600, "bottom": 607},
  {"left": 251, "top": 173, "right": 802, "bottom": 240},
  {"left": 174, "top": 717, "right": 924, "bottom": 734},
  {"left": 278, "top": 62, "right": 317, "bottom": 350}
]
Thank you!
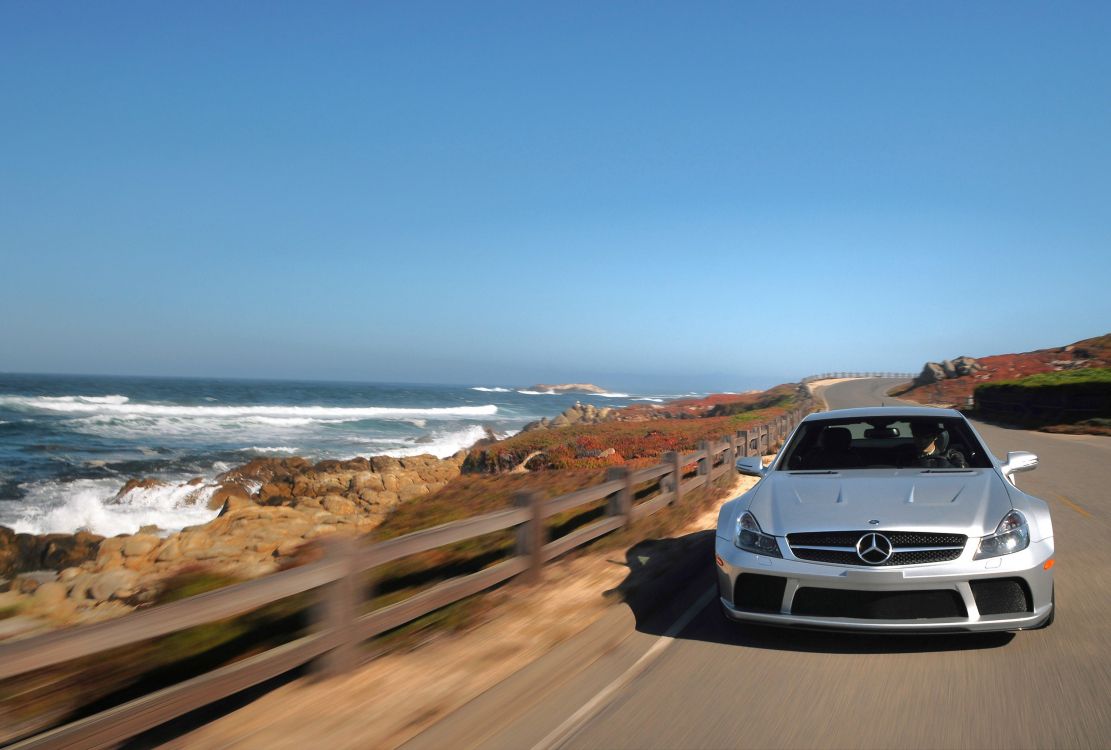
[
  {"left": 43, "top": 532, "right": 103, "bottom": 570},
  {"left": 521, "top": 417, "right": 550, "bottom": 432},
  {"left": 208, "top": 484, "right": 252, "bottom": 510},
  {"left": 914, "top": 357, "right": 983, "bottom": 386},
  {"left": 122, "top": 535, "right": 158, "bottom": 558},
  {"left": 0, "top": 527, "right": 17, "bottom": 577},
  {"left": 352, "top": 471, "right": 384, "bottom": 493},
  {"left": 32, "top": 581, "right": 68, "bottom": 607},
  {"left": 915, "top": 362, "right": 947, "bottom": 386},
  {"left": 0, "top": 527, "right": 102, "bottom": 577},
  {"left": 954, "top": 356, "right": 982, "bottom": 376},
  {"left": 2, "top": 449, "right": 469, "bottom": 633},
  {"left": 156, "top": 540, "right": 182, "bottom": 562},
  {"left": 322, "top": 496, "right": 357, "bottom": 516},
  {"left": 89, "top": 570, "right": 139, "bottom": 602},
  {"left": 576, "top": 447, "right": 616, "bottom": 459},
  {"left": 524, "top": 401, "right": 620, "bottom": 432},
  {"left": 113, "top": 478, "right": 168, "bottom": 501}
]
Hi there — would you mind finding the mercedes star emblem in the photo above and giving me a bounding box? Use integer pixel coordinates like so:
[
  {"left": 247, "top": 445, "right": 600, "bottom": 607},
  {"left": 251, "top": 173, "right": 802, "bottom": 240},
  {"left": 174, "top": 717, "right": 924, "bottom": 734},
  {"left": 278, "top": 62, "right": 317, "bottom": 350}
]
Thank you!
[{"left": 856, "top": 532, "right": 894, "bottom": 564}]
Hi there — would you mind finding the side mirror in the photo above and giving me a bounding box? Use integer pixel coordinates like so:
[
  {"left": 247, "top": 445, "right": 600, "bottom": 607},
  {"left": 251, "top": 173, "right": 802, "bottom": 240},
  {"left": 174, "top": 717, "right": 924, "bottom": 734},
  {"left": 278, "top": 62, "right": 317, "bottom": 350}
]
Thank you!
[
  {"left": 1001, "top": 451, "right": 1038, "bottom": 479},
  {"left": 736, "top": 456, "right": 766, "bottom": 477}
]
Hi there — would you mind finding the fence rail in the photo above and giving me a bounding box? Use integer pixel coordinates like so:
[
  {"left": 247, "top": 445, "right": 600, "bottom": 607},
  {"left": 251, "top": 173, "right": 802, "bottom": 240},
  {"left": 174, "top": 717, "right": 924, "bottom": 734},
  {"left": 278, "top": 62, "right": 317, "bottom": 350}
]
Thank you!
[{"left": 2, "top": 405, "right": 813, "bottom": 749}]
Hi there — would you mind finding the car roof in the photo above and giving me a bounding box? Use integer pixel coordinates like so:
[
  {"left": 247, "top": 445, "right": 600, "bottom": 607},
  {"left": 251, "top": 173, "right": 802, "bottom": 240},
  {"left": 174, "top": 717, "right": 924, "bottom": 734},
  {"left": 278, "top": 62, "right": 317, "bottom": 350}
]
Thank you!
[{"left": 802, "top": 406, "right": 964, "bottom": 422}]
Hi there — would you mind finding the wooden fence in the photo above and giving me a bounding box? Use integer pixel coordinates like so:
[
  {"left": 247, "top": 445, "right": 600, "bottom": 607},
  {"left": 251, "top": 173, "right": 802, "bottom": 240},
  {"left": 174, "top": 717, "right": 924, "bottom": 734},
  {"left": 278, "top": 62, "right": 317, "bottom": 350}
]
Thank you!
[{"left": 1, "top": 408, "right": 810, "bottom": 749}]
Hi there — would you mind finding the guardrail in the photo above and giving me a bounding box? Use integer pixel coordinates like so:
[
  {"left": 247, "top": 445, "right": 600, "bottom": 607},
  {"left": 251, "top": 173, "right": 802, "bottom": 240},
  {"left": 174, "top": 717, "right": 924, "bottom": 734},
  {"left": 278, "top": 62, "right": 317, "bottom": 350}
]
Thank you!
[
  {"left": 802, "top": 372, "right": 915, "bottom": 382},
  {"left": 1, "top": 407, "right": 811, "bottom": 749}
]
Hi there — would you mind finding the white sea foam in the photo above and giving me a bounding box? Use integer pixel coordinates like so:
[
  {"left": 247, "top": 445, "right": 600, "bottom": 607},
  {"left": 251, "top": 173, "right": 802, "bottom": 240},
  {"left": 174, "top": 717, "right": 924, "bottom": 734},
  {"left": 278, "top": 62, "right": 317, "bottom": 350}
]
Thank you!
[
  {"left": 364, "top": 424, "right": 498, "bottom": 459},
  {"left": 516, "top": 389, "right": 631, "bottom": 398},
  {"left": 471, "top": 386, "right": 511, "bottom": 392},
  {"left": 7, "top": 478, "right": 220, "bottom": 537},
  {"left": 633, "top": 393, "right": 706, "bottom": 402},
  {"left": 238, "top": 446, "right": 299, "bottom": 454},
  {"left": 0, "top": 395, "right": 497, "bottom": 422}
]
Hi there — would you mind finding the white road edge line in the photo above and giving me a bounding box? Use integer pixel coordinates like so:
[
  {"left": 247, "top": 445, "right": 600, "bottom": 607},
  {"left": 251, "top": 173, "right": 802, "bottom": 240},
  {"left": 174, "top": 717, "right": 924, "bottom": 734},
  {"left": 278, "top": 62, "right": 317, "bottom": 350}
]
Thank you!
[{"left": 531, "top": 584, "right": 718, "bottom": 750}]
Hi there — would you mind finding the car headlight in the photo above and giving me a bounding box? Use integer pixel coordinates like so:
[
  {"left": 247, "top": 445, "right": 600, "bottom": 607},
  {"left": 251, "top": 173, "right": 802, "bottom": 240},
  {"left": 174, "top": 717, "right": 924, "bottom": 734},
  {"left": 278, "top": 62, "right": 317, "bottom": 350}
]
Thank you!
[
  {"left": 734, "top": 511, "right": 782, "bottom": 557},
  {"left": 974, "top": 509, "right": 1030, "bottom": 560}
]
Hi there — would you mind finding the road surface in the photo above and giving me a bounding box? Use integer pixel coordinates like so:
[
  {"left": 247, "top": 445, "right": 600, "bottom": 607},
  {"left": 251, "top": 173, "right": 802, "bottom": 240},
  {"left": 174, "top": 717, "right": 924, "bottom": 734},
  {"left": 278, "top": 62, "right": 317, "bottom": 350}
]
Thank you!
[{"left": 408, "top": 378, "right": 1111, "bottom": 750}]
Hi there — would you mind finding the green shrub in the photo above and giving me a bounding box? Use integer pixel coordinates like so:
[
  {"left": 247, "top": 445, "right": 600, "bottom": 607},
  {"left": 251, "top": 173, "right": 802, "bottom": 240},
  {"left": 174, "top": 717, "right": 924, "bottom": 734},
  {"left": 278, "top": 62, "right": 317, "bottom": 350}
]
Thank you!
[{"left": 975, "top": 368, "right": 1111, "bottom": 426}]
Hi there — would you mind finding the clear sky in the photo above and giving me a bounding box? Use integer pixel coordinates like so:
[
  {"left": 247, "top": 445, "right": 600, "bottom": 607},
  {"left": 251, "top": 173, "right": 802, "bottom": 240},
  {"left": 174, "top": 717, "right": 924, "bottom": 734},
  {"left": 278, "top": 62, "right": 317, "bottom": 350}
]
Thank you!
[{"left": 1, "top": 2, "right": 1108, "bottom": 391}]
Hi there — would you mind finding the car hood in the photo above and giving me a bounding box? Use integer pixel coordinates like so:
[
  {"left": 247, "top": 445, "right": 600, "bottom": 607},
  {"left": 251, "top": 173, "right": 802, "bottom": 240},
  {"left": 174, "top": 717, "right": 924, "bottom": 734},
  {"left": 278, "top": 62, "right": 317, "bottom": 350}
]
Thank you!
[{"left": 744, "top": 469, "right": 1012, "bottom": 537}]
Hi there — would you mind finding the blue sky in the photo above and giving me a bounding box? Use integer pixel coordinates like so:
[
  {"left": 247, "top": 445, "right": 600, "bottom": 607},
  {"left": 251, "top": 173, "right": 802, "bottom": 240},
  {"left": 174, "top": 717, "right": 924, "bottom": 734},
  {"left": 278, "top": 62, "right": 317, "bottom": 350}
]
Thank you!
[{"left": 1, "top": 2, "right": 1108, "bottom": 391}]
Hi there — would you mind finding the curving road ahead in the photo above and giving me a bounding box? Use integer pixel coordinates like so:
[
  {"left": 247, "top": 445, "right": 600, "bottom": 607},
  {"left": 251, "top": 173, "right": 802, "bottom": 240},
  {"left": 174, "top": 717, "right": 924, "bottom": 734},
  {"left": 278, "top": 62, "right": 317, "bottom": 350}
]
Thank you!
[{"left": 409, "top": 378, "right": 1111, "bottom": 750}]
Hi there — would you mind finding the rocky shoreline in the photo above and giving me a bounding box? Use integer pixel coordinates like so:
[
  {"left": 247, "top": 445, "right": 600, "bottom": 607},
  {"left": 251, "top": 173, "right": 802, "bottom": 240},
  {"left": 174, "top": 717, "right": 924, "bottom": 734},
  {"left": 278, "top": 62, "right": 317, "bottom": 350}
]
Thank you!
[
  {"left": 0, "top": 451, "right": 467, "bottom": 635},
  {"left": 0, "top": 380, "right": 804, "bottom": 637}
]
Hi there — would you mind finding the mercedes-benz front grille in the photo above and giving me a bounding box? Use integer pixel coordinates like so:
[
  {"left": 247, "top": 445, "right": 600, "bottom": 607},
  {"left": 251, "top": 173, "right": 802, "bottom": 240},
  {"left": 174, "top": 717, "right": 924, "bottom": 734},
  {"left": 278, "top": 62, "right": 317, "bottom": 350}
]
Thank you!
[{"left": 786, "top": 530, "right": 967, "bottom": 567}]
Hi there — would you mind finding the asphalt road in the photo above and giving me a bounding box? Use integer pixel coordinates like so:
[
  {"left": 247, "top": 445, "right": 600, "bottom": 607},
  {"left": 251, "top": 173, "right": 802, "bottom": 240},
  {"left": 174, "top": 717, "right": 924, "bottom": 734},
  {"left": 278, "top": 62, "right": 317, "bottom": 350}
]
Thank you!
[{"left": 415, "top": 378, "right": 1111, "bottom": 750}]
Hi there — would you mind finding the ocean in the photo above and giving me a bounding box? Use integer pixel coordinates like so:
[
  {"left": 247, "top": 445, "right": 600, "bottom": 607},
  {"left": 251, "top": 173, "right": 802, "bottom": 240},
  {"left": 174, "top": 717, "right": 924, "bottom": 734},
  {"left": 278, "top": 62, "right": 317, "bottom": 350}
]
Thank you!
[{"left": 0, "top": 373, "right": 698, "bottom": 538}]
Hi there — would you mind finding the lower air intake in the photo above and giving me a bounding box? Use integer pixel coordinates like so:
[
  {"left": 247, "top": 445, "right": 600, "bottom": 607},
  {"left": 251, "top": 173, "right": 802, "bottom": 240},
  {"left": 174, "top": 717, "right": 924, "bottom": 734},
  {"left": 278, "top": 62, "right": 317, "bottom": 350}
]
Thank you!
[
  {"left": 970, "top": 578, "right": 1033, "bottom": 615},
  {"left": 733, "top": 574, "right": 786, "bottom": 613},
  {"left": 791, "top": 588, "right": 967, "bottom": 620}
]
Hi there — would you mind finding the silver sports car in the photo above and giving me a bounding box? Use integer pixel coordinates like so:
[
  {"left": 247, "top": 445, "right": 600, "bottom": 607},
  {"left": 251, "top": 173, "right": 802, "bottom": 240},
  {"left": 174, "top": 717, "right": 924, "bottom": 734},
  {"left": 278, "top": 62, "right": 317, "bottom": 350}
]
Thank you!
[{"left": 715, "top": 407, "right": 1055, "bottom": 632}]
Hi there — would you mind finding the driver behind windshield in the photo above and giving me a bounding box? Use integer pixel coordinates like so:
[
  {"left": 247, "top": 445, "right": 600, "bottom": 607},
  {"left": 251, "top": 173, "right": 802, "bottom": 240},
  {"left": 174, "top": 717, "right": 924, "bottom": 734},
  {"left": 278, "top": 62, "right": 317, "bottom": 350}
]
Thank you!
[{"left": 906, "top": 420, "right": 968, "bottom": 469}]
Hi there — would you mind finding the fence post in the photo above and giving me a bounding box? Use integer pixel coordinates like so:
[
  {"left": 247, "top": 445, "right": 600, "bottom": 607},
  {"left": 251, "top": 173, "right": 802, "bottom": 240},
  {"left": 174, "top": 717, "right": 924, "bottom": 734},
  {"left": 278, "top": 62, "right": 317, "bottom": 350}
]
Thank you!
[
  {"left": 740, "top": 430, "right": 750, "bottom": 457},
  {"left": 606, "top": 466, "right": 633, "bottom": 524},
  {"left": 313, "top": 535, "right": 358, "bottom": 679},
  {"left": 727, "top": 433, "right": 737, "bottom": 468},
  {"left": 697, "top": 440, "right": 711, "bottom": 479},
  {"left": 663, "top": 450, "right": 682, "bottom": 505},
  {"left": 514, "top": 491, "right": 544, "bottom": 584}
]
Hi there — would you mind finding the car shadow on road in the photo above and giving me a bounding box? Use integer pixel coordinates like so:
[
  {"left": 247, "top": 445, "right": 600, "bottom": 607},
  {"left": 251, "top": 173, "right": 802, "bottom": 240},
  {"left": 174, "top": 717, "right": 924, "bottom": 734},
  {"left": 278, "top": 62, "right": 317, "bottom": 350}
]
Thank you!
[{"left": 607, "top": 530, "right": 1014, "bottom": 655}]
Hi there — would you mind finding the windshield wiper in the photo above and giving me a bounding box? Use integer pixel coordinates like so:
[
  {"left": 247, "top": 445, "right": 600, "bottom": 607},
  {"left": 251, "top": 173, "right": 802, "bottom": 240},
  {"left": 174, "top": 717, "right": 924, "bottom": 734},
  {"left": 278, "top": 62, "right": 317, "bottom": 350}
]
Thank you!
[
  {"left": 788, "top": 470, "right": 840, "bottom": 475},
  {"left": 918, "top": 468, "right": 975, "bottom": 474}
]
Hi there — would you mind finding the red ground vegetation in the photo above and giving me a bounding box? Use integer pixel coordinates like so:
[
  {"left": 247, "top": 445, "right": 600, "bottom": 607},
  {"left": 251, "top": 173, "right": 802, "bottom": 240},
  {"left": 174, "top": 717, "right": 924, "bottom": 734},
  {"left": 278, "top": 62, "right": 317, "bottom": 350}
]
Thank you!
[
  {"left": 466, "top": 386, "right": 801, "bottom": 473},
  {"left": 896, "top": 333, "right": 1111, "bottom": 407},
  {"left": 619, "top": 384, "right": 797, "bottom": 420}
]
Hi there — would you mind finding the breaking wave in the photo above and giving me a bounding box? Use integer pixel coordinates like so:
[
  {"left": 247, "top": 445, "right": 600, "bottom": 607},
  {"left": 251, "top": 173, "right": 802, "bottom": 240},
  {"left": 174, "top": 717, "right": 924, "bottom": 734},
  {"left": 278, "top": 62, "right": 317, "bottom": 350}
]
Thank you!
[
  {"left": 0, "top": 394, "right": 498, "bottom": 422},
  {"left": 471, "top": 386, "right": 511, "bottom": 392},
  {"left": 6, "top": 478, "right": 221, "bottom": 537},
  {"left": 364, "top": 424, "right": 498, "bottom": 459},
  {"left": 38, "top": 394, "right": 131, "bottom": 405},
  {"left": 237, "top": 446, "right": 300, "bottom": 454}
]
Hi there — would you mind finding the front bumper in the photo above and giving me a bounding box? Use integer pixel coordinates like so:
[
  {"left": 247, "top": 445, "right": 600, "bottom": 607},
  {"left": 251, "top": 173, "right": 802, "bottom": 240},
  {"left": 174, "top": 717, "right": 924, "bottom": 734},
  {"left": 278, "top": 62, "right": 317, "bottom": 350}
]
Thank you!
[{"left": 715, "top": 535, "right": 1055, "bottom": 633}]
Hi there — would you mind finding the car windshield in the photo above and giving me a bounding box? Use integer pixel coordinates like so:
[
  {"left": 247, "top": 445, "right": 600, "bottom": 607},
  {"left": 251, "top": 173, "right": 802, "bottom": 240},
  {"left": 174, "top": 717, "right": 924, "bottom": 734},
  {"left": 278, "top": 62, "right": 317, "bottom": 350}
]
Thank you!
[{"left": 778, "top": 416, "right": 993, "bottom": 470}]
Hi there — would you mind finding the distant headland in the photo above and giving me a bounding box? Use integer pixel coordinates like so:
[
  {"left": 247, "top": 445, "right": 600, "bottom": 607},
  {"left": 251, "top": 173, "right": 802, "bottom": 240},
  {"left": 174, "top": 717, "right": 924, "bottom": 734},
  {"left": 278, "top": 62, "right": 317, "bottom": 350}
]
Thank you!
[{"left": 526, "top": 383, "right": 608, "bottom": 394}]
